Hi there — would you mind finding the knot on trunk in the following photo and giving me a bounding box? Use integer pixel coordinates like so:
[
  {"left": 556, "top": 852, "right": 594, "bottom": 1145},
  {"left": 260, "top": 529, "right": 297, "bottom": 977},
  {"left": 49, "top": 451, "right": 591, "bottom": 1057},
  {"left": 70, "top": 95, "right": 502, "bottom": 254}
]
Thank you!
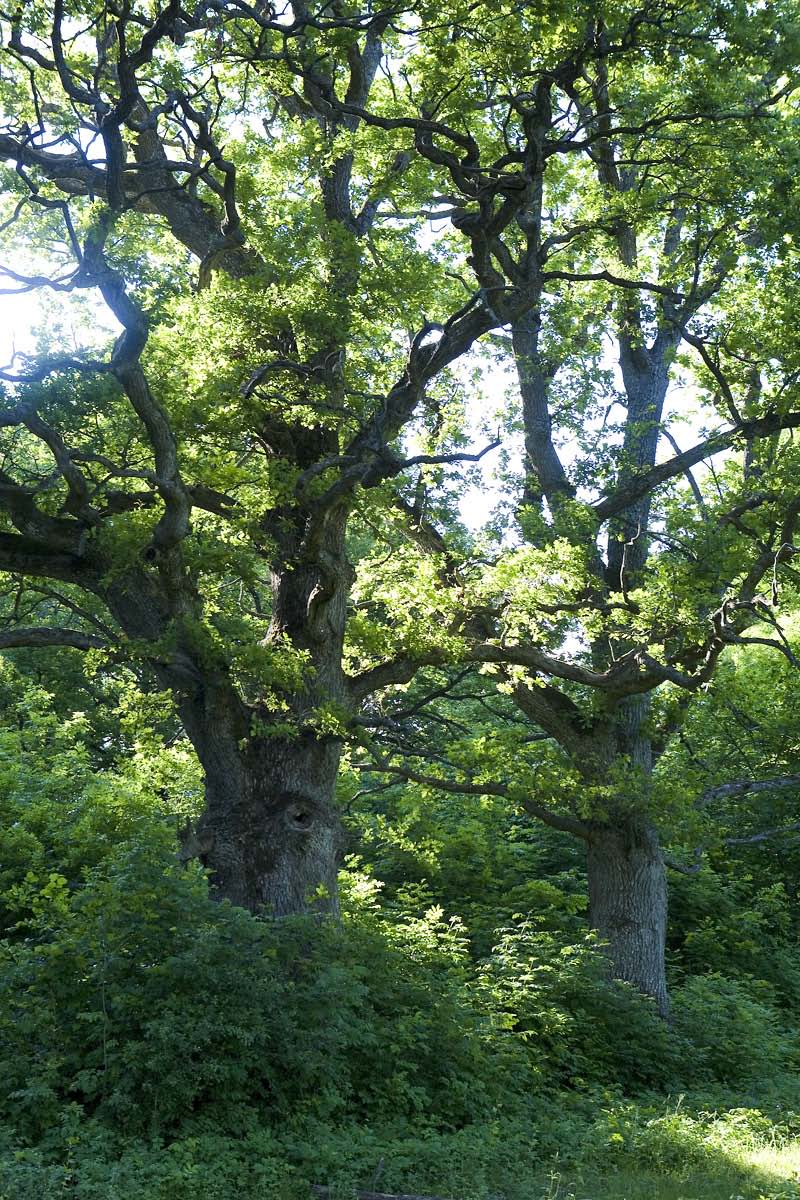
[{"left": 281, "top": 792, "right": 318, "bottom": 835}]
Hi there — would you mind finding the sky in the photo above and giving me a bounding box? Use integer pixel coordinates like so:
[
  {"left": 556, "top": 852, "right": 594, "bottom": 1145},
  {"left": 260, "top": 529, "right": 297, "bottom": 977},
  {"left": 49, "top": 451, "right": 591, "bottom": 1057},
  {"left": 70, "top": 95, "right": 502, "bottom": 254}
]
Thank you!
[
  {"left": 0, "top": 277, "right": 122, "bottom": 384},
  {"left": 0, "top": 290, "right": 40, "bottom": 366}
]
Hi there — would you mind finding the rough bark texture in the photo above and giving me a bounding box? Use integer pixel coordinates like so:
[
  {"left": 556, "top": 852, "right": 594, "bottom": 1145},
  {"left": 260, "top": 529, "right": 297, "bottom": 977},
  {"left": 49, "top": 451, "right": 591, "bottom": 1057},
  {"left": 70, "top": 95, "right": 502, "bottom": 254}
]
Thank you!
[
  {"left": 512, "top": 312, "right": 572, "bottom": 511},
  {"left": 98, "top": 512, "right": 351, "bottom": 917},
  {"left": 583, "top": 693, "right": 668, "bottom": 1015},
  {"left": 606, "top": 330, "right": 677, "bottom": 592},
  {"left": 587, "top": 815, "right": 669, "bottom": 1018},
  {"left": 187, "top": 724, "right": 345, "bottom": 916}
]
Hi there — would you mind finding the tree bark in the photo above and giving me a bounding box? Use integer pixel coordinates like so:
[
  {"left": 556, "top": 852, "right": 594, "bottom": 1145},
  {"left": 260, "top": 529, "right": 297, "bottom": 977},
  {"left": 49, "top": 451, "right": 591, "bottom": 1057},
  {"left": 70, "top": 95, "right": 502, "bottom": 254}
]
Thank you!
[
  {"left": 181, "top": 686, "right": 344, "bottom": 915},
  {"left": 587, "top": 814, "right": 669, "bottom": 1018},
  {"left": 606, "top": 333, "right": 675, "bottom": 591},
  {"left": 178, "top": 501, "right": 353, "bottom": 915},
  {"left": 581, "top": 694, "right": 669, "bottom": 1016},
  {"left": 94, "top": 487, "right": 353, "bottom": 916}
]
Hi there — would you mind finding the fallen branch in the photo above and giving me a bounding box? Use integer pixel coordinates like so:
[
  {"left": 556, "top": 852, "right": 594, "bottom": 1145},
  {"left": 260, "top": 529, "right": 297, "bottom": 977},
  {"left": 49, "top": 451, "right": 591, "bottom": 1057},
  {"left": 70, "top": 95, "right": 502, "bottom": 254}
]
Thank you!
[{"left": 313, "top": 1189, "right": 454, "bottom": 1200}]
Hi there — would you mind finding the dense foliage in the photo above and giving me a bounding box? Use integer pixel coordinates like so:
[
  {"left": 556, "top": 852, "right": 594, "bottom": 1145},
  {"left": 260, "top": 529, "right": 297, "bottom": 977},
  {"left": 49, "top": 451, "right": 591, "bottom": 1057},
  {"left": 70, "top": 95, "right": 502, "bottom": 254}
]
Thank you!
[
  {"left": 0, "top": 651, "right": 799, "bottom": 1198},
  {"left": 2, "top": 0, "right": 800, "bottom": 1195}
]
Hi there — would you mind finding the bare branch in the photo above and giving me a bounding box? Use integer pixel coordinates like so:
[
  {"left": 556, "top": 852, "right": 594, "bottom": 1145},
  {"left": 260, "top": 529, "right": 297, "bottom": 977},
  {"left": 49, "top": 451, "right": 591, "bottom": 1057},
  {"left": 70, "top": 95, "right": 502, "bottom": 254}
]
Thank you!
[
  {"left": 0, "top": 625, "right": 106, "bottom": 651},
  {"left": 660, "top": 426, "right": 707, "bottom": 513},
  {"left": 353, "top": 754, "right": 589, "bottom": 839},
  {"left": 313, "top": 1187, "right": 451, "bottom": 1200},
  {"left": 594, "top": 411, "right": 800, "bottom": 523},
  {"left": 665, "top": 848, "right": 704, "bottom": 876},
  {"left": 702, "top": 774, "right": 800, "bottom": 804},
  {"left": 468, "top": 641, "right": 641, "bottom": 692},
  {"left": 348, "top": 656, "right": 428, "bottom": 704},
  {"left": 725, "top": 821, "right": 800, "bottom": 846},
  {"left": 0, "top": 530, "right": 94, "bottom": 584},
  {"left": 542, "top": 268, "right": 682, "bottom": 299},
  {"left": 400, "top": 437, "right": 501, "bottom": 470}
]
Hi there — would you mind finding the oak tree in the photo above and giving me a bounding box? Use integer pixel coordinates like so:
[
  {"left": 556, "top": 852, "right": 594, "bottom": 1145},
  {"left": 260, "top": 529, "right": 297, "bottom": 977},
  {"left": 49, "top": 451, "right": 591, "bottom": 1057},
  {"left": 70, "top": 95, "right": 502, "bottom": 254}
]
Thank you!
[{"left": 0, "top": 0, "right": 798, "bottom": 977}]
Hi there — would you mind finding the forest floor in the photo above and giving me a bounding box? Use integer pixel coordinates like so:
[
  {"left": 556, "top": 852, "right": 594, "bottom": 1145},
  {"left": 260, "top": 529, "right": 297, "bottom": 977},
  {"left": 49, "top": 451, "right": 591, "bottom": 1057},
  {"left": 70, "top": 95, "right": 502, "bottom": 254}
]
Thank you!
[{"left": 536, "top": 1138, "right": 800, "bottom": 1200}]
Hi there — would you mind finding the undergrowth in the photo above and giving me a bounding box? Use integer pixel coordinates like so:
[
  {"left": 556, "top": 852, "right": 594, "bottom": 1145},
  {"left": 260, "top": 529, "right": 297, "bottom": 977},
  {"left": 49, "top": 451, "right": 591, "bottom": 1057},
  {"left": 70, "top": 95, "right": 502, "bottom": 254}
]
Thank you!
[{"left": 1, "top": 715, "right": 799, "bottom": 1199}]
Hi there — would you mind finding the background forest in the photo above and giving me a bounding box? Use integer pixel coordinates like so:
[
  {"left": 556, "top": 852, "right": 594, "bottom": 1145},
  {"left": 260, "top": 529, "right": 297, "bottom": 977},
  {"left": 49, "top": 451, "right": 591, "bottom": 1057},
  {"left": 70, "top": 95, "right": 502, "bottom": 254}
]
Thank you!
[{"left": 1, "top": 1, "right": 800, "bottom": 1197}]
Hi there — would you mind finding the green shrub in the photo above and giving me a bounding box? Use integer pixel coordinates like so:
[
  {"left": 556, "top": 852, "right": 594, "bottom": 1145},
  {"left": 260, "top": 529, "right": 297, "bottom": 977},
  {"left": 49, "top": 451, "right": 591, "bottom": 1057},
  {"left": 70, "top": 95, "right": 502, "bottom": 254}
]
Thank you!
[
  {"left": 0, "top": 1119, "right": 304, "bottom": 1200},
  {"left": 669, "top": 871, "right": 800, "bottom": 1009},
  {"left": 0, "top": 838, "right": 540, "bottom": 1141},
  {"left": 671, "top": 974, "right": 799, "bottom": 1086},
  {"left": 478, "top": 924, "right": 684, "bottom": 1091}
]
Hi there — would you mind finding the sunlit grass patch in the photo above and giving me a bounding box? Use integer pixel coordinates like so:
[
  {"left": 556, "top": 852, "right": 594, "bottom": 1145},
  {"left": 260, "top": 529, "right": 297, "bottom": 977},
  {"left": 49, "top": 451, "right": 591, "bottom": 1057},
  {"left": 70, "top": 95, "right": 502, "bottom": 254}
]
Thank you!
[
  {"left": 539, "top": 1107, "right": 800, "bottom": 1200},
  {"left": 748, "top": 1136, "right": 800, "bottom": 1181},
  {"left": 538, "top": 1162, "right": 800, "bottom": 1200}
]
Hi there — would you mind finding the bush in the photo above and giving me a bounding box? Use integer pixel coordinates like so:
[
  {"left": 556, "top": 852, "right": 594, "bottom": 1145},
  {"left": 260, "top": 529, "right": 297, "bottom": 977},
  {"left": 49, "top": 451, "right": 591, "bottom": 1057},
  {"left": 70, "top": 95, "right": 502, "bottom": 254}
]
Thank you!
[
  {"left": 478, "top": 924, "right": 684, "bottom": 1091},
  {"left": 671, "top": 974, "right": 799, "bottom": 1086},
  {"left": 0, "top": 836, "right": 540, "bottom": 1142},
  {"left": 0, "top": 1119, "right": 304, "bottom": 1200},
  {"left": 669, "top": 870, "right": 800, "bottom": 1010}
]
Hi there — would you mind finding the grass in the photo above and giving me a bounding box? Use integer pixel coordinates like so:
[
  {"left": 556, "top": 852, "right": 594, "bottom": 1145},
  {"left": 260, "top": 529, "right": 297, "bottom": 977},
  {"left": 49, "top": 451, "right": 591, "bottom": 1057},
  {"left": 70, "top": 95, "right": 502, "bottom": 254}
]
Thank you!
[
  {"left": 538, "top": 1166, "right": 800, "bottom": 1200},
  {"left": 536, "top": 1133, "right": 800, "bottom": 1200},
  {"left": 307, "top": 1101, "right": 800, "bottom": 1200},
  {"left": 2, "top": 1096, "right": 799, "bottom": 1200}
]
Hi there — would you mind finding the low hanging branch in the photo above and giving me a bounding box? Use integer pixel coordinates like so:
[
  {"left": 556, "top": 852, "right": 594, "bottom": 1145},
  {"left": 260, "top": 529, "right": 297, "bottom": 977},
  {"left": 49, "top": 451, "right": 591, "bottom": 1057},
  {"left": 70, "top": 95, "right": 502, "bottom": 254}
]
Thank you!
[
  {"left": 667, "top": 819, "right": 800, "bottom": 875},
  {"left": 702, "top": 774, "right": 800, "bottom": 802},
  {"left": 725, "top": 820, "right": 800, "bottom": 846},
  {"left": 353, "top": 747, "right": 590, "bottom": 839},
  {"left": 667, "top": 773, "right": 800, "bottom": 873},
  {"left": 0, "top": 626, "right": 108, "bottom": 651}
]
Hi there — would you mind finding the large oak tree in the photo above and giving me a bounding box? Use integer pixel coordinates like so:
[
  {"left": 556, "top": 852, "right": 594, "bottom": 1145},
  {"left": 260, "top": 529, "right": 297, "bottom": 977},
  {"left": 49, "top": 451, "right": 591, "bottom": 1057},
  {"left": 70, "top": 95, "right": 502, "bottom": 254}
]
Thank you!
[{"left": 0, "top": 0, "right": 798, "bottom": 999}]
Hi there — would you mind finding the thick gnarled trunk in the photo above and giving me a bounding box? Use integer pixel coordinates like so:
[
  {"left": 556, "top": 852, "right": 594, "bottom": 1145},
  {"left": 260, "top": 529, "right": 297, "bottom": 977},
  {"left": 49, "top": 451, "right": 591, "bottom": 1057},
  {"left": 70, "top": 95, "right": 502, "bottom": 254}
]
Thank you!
[
  {"left": 103, "top": 565, "right": 348, "bottom": 916},
  {"left": 185, "top": 716, "right": 344, "bottom": 915},
  {"left": 173, "top": 590, "right": 347, "bottom": 907},
  {"left": 587, "top": 815, "right": 669, "bottom": 1017},
  {"left": 179, "top": 504, "right": 351, "bottom": 914}
]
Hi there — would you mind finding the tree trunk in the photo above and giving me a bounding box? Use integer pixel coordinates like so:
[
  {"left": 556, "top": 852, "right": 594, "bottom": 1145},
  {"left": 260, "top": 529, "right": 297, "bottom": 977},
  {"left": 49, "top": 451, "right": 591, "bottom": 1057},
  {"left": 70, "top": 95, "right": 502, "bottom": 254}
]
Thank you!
[
  {"left": 203, "top": 737, "right": 343, "bottom": 916},
  {"left": 587, "top": 814, "right": 669, "bottom": 1017},
  {"left": 179, "top": 686, "right": 344, "bottom": 915},
  {"left": 100, "top": 496, "right": 352, "bottom": 916}
]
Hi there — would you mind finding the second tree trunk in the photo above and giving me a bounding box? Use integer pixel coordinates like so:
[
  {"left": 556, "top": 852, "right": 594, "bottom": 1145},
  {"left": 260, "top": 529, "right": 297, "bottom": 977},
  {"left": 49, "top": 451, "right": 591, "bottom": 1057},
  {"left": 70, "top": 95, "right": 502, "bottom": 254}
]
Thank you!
[{"left": 587, "top": 815, "right": 669, "bottom": 1017}]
